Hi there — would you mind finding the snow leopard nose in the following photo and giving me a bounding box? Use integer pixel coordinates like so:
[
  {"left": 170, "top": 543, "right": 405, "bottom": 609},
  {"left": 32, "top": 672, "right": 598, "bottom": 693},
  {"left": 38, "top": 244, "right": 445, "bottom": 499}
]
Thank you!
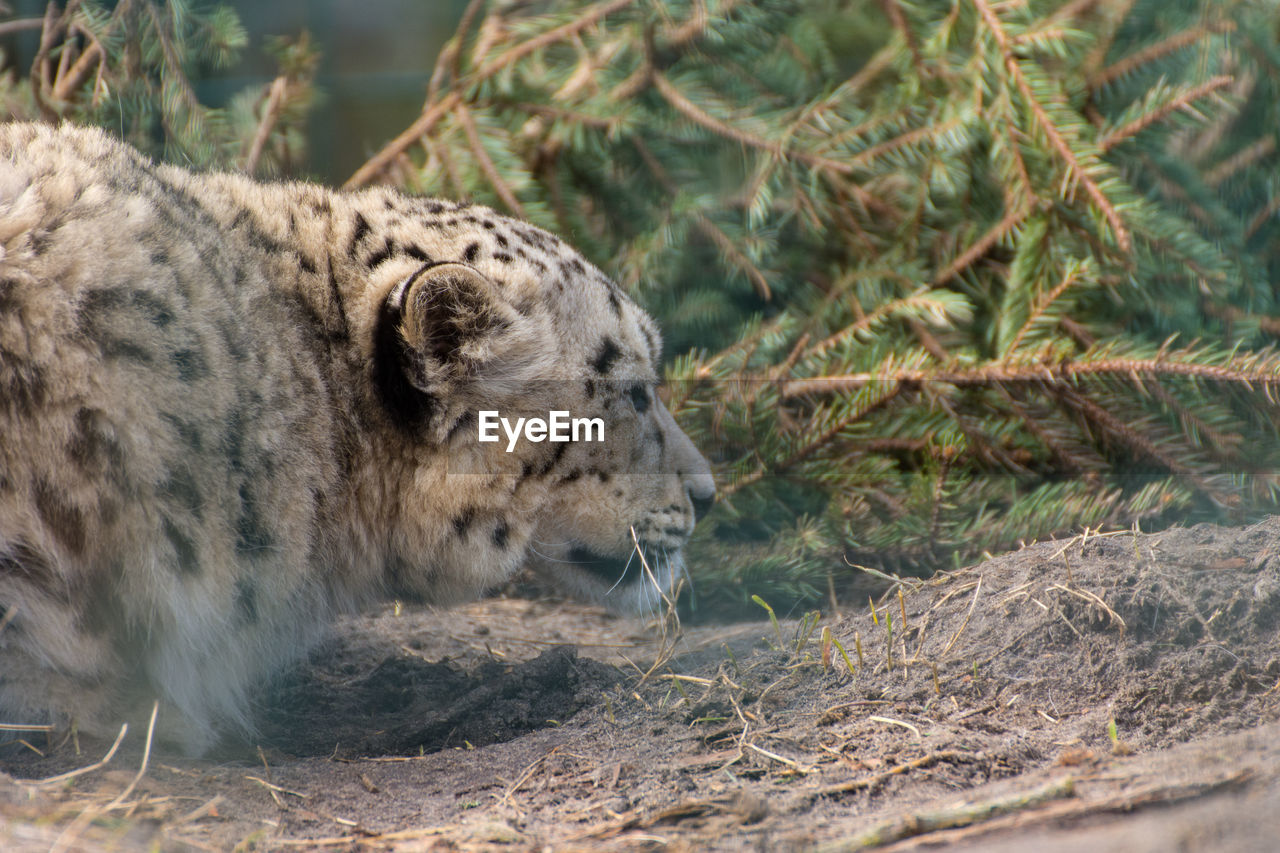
[
  {"left": 656, "top": 395, "right": 716, "bottom": 523},
  {"left": 689, "top": 484, "right": 715, "bottom": 522}
]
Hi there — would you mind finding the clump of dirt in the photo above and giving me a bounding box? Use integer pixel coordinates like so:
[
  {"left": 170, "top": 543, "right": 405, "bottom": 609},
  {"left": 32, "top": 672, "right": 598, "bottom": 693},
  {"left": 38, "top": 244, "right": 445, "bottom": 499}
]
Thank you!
[
  {"left": 827, "top": 519, "right": 1280, "bottom": 754},
  {"left": 258, "top": 644, "right": 615, "bottom": 756},
  {"left": 4, "top": 520, "right": 1280, "bottom": 851}
]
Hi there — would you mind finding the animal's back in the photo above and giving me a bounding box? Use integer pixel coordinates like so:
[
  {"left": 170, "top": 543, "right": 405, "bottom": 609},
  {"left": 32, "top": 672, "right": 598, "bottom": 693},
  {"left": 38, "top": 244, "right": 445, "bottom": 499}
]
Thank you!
[{"left": 0, "top": 124, "right": 339, "bottom": 751}]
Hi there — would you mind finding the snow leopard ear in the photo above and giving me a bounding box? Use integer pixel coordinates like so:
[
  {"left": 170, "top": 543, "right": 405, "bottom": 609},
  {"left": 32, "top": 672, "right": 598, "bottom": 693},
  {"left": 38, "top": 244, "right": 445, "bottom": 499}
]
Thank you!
[
  {"left": 376, "top": 262, "right": 544, "bottom": 427},
  {"left": 393, "top": 262, "right": 516, "bottom": 370}
]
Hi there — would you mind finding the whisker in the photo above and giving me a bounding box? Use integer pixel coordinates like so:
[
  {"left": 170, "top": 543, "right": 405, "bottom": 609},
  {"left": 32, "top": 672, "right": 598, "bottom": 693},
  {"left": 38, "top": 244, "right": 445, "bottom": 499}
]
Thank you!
[
  {"left": 605, "top": 547, "right": 637, "bottom": 596},
  {"left": 527, "top": 544, "right": 581, "bottom": 564}
]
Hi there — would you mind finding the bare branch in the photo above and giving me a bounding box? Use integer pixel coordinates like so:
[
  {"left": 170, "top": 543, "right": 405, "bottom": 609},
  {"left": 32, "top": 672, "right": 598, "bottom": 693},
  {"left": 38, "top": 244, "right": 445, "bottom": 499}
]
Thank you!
[
  {"left": 0, "top": 17, "right": 46, "bottom": 37},
  {"left": 454, "top": 100, "right": 526, "bottom": 218},
  {"left": 344, "top": 92, "right": 461, "bottom": 190},
  {"left": 50, "top": 24, "right": 105, "bottom": 101},
  {"left": 427, "top": 0, "right": 485, "bottom": 104},
  {"left": 347, "top": 0, "right": 639, "bottom": 189},
  {"left": 243, "top": 75, "right": 288, "bottom": 175}
]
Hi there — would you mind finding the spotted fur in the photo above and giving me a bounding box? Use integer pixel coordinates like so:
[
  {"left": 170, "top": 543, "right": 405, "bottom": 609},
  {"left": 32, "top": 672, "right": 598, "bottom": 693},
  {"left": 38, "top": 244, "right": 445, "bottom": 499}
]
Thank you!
[{"left": 0, "top": 123, "right": 714, "bottom": 753}]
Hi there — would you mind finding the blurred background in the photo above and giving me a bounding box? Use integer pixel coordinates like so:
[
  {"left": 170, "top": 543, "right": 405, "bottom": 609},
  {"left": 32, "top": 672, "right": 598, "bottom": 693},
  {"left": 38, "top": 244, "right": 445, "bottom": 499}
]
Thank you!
[
  {"left": 3, "top": 0, "right": 1280, "bottom": 616},
  {"left": 5, "top": 0, "right": 470, "bottom": 181}
]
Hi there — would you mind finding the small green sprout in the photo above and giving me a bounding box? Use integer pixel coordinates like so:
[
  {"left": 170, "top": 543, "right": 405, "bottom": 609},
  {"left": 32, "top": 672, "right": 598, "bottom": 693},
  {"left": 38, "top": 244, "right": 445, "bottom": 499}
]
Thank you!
[{"left": 752, "top": 594, "right": 785, "bottom": 649}]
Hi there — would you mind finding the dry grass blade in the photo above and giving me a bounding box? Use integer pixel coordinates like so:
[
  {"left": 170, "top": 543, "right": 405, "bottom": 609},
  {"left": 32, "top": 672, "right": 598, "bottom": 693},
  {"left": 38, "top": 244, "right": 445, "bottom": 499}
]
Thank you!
[
  {"left": 631, "top": 526, "right": 683, "bottom": 684},
  {"left": 660, "top": 673, "right": 715, "bottom": 686},
  {"left": 868, "top": 715, "right": 922, "bottom": 738},
  {"left": 46, "top": 702, "right": 159, "bottom": 853},
  {"left": 745, "top": 742, "right": 816, "bottom": 773},
  {"left": 103, "top": 700, "right": 158, "bottom": 810},
  {"left": 813, "top": 775, "right": 1075, "bottom": 851},
  {"left": 246, "top": 775, "right": 309, "bottom": 801},
  {"left": 1046, "top": 582, "right": 1126, "bottom": 630},
  {"left": 0, "top": 722, "right": 55, "bottom": 733},
  {"left": 939, "top": 575, "right": 983, "bottom": 658},
  {"left": 33, "top": 722, "right": 128, "bottom": 786},
  {"left": 813, "top": 749, "right": 985, "bottom": 797},
  {"left": 174, "top": 795, "right": 224, "bottom": 826},
  {"left": 499, "top": 746, "right": 559, "bottom": 810}
]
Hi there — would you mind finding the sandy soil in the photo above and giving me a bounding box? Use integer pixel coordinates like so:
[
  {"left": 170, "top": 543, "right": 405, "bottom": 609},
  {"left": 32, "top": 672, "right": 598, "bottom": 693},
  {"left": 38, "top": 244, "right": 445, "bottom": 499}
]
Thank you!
[{"left": 4, "top": 517, "right": 1280, "bottom": 850}]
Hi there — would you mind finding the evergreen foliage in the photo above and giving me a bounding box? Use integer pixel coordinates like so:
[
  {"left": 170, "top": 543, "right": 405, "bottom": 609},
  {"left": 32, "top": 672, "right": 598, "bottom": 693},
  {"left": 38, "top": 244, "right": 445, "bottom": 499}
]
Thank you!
[
  {"left": 345, "top": 0, "right": 1280, "bottom": 613},
  {"left": 8, "top": 0, "right": 1280, "bottom": 613},
  {"left": 0, "top": 0, "right": 317, "bottom": 173}
]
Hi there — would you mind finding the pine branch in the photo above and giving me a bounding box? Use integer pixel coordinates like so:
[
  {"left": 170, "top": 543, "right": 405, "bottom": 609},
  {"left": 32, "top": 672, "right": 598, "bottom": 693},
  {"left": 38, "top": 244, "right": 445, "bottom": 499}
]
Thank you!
[
  {"left": 1246, "top": 196, "right": 1280, "bottom": 241},
  {"left": 802, "top": 290, "right": 969, "bottom": 364},
  {"left": 1004, "top": 260, "right": 1092, "bottom": 356},
  {"left": 845, "top": 119, "right": 964, "bottom": 171},
  {"left": 454, "top": 101, "right": 526, "bottom": 217},
  {"left": 632, "top": 138, "right": 771, "bottom": 299},
  {"left": 781, "top": 352, "right": 1280, "bottom": 399},
  {"left": 933, "top": 202, "right": 1032, "bottom": 286},
  {"left": 875, "top": 0, "right": 924, "bottom": 74},
  {"left": 1090, "top": 20, "right": 1236, "bottom": 90},
  {"left": 471, "top": 0, "right": 637, "bottom": 80},
  {"left": 1098, "top": 76, "right": 1233, "bottom": 153},
  {"left": 650, "top": 71, "right": 853, "bottom": 175},
  {"left": 1053, "top": 385, "right": 1233, "bottom": 506},
  {"left": 722, "top": 383, "right": 905, "bottom": 498},
  {"left": 1204, "top": 136, "right": 1276, "bottom": 188},
  {"left": 148, "top": 0, "right": 1280, "bottom": 607},
  {"left": 973, "top": 0, "right": 1131, "bottom": 251},
  {"left": 346, "top": 0, "right": 639, "bottom": 188},
  {"left": 144, "top": 1, "right": 201, "bottom": 118}
]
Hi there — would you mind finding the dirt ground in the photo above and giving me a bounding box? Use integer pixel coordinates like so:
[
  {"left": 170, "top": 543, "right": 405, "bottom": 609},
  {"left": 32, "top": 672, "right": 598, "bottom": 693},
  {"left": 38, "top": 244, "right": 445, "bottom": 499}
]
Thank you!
[{"left": 5, "top": 517, "right": 1280, "bottom": 851}]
